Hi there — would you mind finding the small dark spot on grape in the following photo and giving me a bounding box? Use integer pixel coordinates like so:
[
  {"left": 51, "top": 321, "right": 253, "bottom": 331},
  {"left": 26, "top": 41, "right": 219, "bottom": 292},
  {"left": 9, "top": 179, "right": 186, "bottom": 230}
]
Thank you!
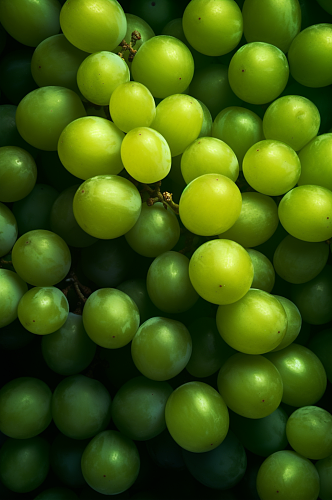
[
  {"left": 139, "top": 133, "right": 141, "bottom": 135},
  {"left": 33, "top": 320, "right": 35, "bottom": 322},
  {"left": 276, "top": 491, "right": 279, "bottom": 494},
  {"left": 198, "top": 17, "right": 201, "bottom": 20},
  {"left": 262, "top": 399, "right": 265, "bottom": 402},
  {"left": 103, "top": 475, "right": 106, "bottom": 477},
  {"left": 327, "top": 217, "right": 330, "bottom": 219},
  {"left": 210, "top": 443, "right": 213, "bottom": 446},
  {"left": 219, "top": 285, "right": 222, "bottom": 287},
  {"left": 278, "top": 331, "right": 280, "bottom": 333},
  {"left": 257, "top": 149, "right": 259, "bottom": 152},
  {"left": 39, "top": 66, "right": 41, "bottom": 69},
  {"left": 216, "top": 178, "right": 218, "bottom": 180},
  {"left": 112, "top": 336, "right": 115, "bottom": 338},
  {"left": 152, "top": 393, "right": 154, "bottom": 395},
  {"left": 242, "top": 69, "right": 245, "bottom": 72},
  {"left": 81, "top": 190, "right": 85, "bottom": 193},
  {"left": 198, "top": 142, "right": 201, "bottom": 144},
  {"left": 151, "top": 1, "right": 156, "bottom": 5},
  {"left": 179, "top": 77, "right": 182, "bottom": 80}
]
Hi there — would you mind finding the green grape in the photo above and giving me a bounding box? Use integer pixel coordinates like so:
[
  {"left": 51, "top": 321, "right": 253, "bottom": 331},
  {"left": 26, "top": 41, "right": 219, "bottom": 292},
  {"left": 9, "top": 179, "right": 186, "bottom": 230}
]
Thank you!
[
  {"left": 246, "top": 248, "right": 275, "bottom": 293},
  {"left": 228, "top": 42, "right": 289, "bottom": 105},
  {"left": 308, "top": 328, "right": 332, "bottom": 383},
  {"left": 50, "top": 185, "right": 97, "bottom": 248},
  {"left": 0, "top": 269, "right": 28, "bottom": 328},
  {"left": 83, "top": 288, "right": 139, "bottom": 349},
  {"left": 60, "top": 0, "right": 127, "bottom": 53},
  {"left": 317, "top": 0, "right": 332, "bottom": 14},
  {"left": 242, "top": 0, "right": 301, "bottom": 53},
  {"left": 188, "top": 64, "right": 242, "bottom": 120},
  {"left": 100, "top": 343, "right": 141, "bottom": 389},
  {"left": 129, "top": 0, "right": 186, "bottom": 34},
  {"left": 50, "top": 433, "right": 88, "bottom": 488},
  {"left": 39, "top": 151, "right": 79, "bottom": 192},
  {"left": 16, "top": 86, "right": 86, "bottom": 151},
  {"left": 242, "top": 140, "right": 301, "bottom": 196},
  {"left": 181, "top": 137, "right": 239, "bottom": 184},
  {"left": 12, "top": 229, "right": 71, "bottom": 287},
  {"left": 298, "top": 133, "right": 332, "bottom": 190},
  {"left": 34, "top": 487, "right": 78, "bottom": 500},
  {"left": 212, "top": 106, "right": 264, "bottom": 168},
  {"left": 165, "top": 381, "right": 229, "bottom": 453},
  {"left": 0, "top": 49, "right": 37, "bottom": 105},
  {"left": 179, "top": 174, "right": 242, "bottom": 236},
  {"left": 120, "top": 127, "right": 171, "bottom": 183},
  {"left": 18, "top": 286, "right": 69, "bottom": 335},
  {"left": 151, "top": 94, "right": 203, "bottom": 157},
  {"left": 111, "top": 376, "right": 173, "bottom": 441},
  {"left": 41, "top": 313, "right": 97, "bottom": 375},
  {"left": 263, "top": 96, "right": 321, "bottom": 152},
  {"left": 0, "top": 105, "right": 38, "bottom": 157},
  {"left": 52, "top": 375, "right": 112, "bottom": 439},
  {"left": 288, "top": 24, "right": 332, "bottom": 87},
  {"left": 218, "top": 192, "right": 279, "bottom": 247},
  {"left": 278, "top": 185, "right": 332, "bottom": 242},
  {"left": 182, "top": 0, "right": 243, "bottom": 56},
  {"left": 58, "top": 117, "right": 124, "bottom": 179},
  {"left": 0, "top": 0, "right": 61, "bottom": 47},
  {"left": 109, "top": 82, "right": 156, "bottom": 133},
  {"left": 131, "top": 35, "right": 194, "bottom": 98},
  {"left": 216, "top": 288, "right": 287, "bottom": 354},
  {"left": 217, "top": 353, "right": 283, "bottom": 418},
  {"left": 256, "top": 450, "right": 320, "bottom": 500},
  {"left": 72, "top": 175, "right": 142, "bottom": 239},
  {"left": 77, "top": 51, "right": 130, "bottom": 106},
  {"left": 273, "top": 235, "right": 329, "bottom": 284},
  {"left": 197, "top": 100, "right": 213, "bottom": 137},
  {"left": 81, "top": 430, "right": 140, "bottom": 495},
  {"left": 264, "top": 344, "right": 327, "bottom": 407},
  {"left": 186, "top": 317, "right": 236, "bottom": 378},
  {"left": 131, "top": 316, "right": 192, "bottom": 381},
  {"left": 0, "top": 436, "right": 49, "bottom": 493},
  {"left": 315, "top": 455, "right": 332, "bottom": 500},
  {"left": 0, "top": 146, "right": 37, "bottom": 202},
  {"left": 117, "top": 278, "right": 158, "bottom": 324},
  {"left": 271, "top": 296, "right": 301, "bottom": 352},
  {"left": 230, "top": 406, "right": 288, "bottom": 457},
  {"left": 31, "top": 34, "right": 87, "bottom": 97},
  {"left": 125, "top": 202, "right": 180, "bottom": 258},
  {"left": 286, "top": 406, "right": 332, "bottom": 460},
  {"left": 0, "top": 377, "right": 52, "bottom": 439},
  {"left": 189, "top": 239, "right": 253, "bottom": 305},
  {"left": 0, "top": 202, "right": 17, "bottom": 257}
]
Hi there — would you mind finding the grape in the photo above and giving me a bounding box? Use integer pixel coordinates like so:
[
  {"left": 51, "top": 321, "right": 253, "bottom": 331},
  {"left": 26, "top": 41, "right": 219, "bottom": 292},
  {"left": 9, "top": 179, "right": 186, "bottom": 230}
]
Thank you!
[
  {"left": 298, "top": 133, "right": 332, "bottom": 191},
  {"left": 72, "top": 175, "right": 142, "bottom": 239},
  {"left": 0, "top": 104, "right": 37, "bottom": 156},
  {"left": 82, "top": 288, "right": 140, "bottom": 349},
  {"left": 131, "top": 316, "right": 192, "bottom": 381},
  {"left": 117, "top": 278, "right": 158, "bottom": 324},
  {"left": 12, "top": 229, "right": 71, "bottom": 287},
  {"left": 307, "top": 328, "right": 332, "bottom": 383},
  {"left": 146, "top": 428, "right": 185, "bottom": 470},
  {"left": 315, "top": 455, "right": 332, "bottom": 500},
  {"left": 129, "top": 0, "right": 186, "bottom": 35},
  {"left": 58, "top": 117, "right": 124, "bottom": 179},
  {"left": 39, "top": 150, "right": 79, "bottom": 192},
  {"left": 271, "top": 296, "right": 301, "bottom": 352},
  {"left": 0, "top": 269, "right": 28, "bottom": 328},
  {"left": 0, "top": 377, "right": 52, "bottom": 439},
  {"left": 317, "top": 0, "right": 332, "bottom": 14},
  {"left": 0, "top": 146, "right": 37, "bottom": 202},
  {"left": 34, "top": 487, "right": 78, "bottom": 499},
  {"left": 60, "top": 0, "right": 127, "bottom": 53},
  {"left": 189, "top": 239, "right": 253, "bottom": 305},
  {"left": 197, "top": 100, "right": 213, "bottom": 137},
  {"left": 165, "top": 381, "right": 229, "bottom": 453},
  {"left": 217, "top": 353, "right": 283, "bottom": 418},
  {"left": 228, "top": 42, "right": 289, "bottom": 104},
  {"left": 0, "top": 49, "right": 37, "bottom": 105},
  {"left": 50, "top": 433, "right": 88, "bottom": 488},
  {"left": 246, "top": 248, "right": 275, "bottom": 293},
  {"left": 17, "top": 286, "right": 69, "bottom": 335},
  {"left": 0, "top": 202, "right": 17, "bottom": 257}
]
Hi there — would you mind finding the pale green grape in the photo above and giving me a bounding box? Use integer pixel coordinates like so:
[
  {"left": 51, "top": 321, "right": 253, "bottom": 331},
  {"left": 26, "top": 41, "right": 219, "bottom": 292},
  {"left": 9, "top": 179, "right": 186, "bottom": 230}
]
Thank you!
[
  {"left": 271, "top": 296, "right": 302, "bottom": 352},
  {"left": 212, "top": 106, "right": 264, "bottom": 168},
  {"left": 179, "top": 174, "right": 242, "bottom": 236},
  {"left": 16, "top": 86, "right": 86, "bottom": 151},
  {"left": 217, "top": 353, "right": 283, "bottom": 418},
  {"left": 216, "top": 289, "right": 287, "bottom": 354},
  {"left": 72, "top": 175, "right": 142, "bottom": 239},
  {"left": 12, "top": 229, "right": 71, "bottom": 286},
  {"left": 278, "top": 185, "right": 332, "bottom": 242},
  {"left": 0, "top": 146, "right": 37, "bottom": 202},
  {"left": 288, "top": 24, "right": 332, "bottom": 87},
  {"left": 189, "top": 239, "right": 253, "bottom": 305},
  {"left": 0, "top": 269, "right": 28, "bottom": 328},
  {"left": 182, "top": 0, "right": 243, "bottom": 56},
  {"left": 109, "top": 82, "right": 156, "bottom": 133},
  {"left": 151, "top": 94, "right": 203, "bottom": 156},
  {"left": 77, "top": 51, "right": 130, "bottom": 106},
  {"left": 218, "top": 192, "right": 279, "bottom": 247},
  {"left": 228, "top": 42, "right": 289, "bottom": 104},
  {"left": 125, "top": 202, "right": 180, "bottom": 258},
  {"left": 120, "top": 127, "right": 171, "bottom": 183},
  {"left": 181, "top": 137, "right": 239, "bottom": 184},
  {"left": 60, "top": 0, "right": 127, "bottom": 53},
  {"left": 0, "top": 0, "right": 61, "bottom": 47},
  {"left": 298, "top": 133, "right": 332, "bottom": 191},
  {"left": 242, "top": 140, "right": 301, "bottom": 196},
  {"left": 131, "top": 316, "right": 192, "bottom": 381},
  {"left": 273, "top": 235, "right": 329, "bottom": 284},
  {"left": 197, "top": 100, "right": 212, "bottom": 137},
  {"left": 165, "top": 381, "right": 229, "bottom": 453},
  {"left": 315, "top": 455, "right": 332, "bottom": 500},
  {"left": 0, "top": 202, "right": 17, "bottom": 257},
  {"left": 263, "top": 95, "right": 321, "bottom": 151},
  {"left": 58, "top": 117, "right": 124, "bottom": 179},
  {"left": 246, "top": 248, "right": 275, "bottom": 293},
  {"left": 131, "top": 35, "right": 194, "bottom": 98},
  {"left": 146, "top": 251, "right": 199, "bottom": 313},
  {"left": 18, "top": 286, "right": 69, "bottom": 335},
  {"left": 0, "top": 377, "right": 52, "bottom": 439}
]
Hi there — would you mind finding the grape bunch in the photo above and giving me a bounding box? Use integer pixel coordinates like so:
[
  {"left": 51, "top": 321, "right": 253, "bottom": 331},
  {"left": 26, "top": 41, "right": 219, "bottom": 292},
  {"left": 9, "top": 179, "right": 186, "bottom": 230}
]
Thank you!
[{"left": 1, "top": 0, "right": 332, "bottom": 499}]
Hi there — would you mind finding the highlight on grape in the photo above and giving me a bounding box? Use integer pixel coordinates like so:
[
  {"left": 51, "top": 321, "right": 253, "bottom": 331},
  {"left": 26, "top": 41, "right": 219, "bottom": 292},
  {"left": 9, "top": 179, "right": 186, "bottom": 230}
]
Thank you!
[{"left": 0, "top": 0, "right": 332, "bottom": 499}]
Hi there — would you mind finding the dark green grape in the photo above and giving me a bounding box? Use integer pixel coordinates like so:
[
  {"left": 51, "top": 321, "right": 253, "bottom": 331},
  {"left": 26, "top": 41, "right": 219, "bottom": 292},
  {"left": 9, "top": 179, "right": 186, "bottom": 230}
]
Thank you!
[
  {"left": 0, "top": 104, "right": 38, "bottom": 157},
  {"left": 129, "top": 0, "right": 187, "bottom": 34},
  {"left": 100, "top": 343, "right": 141, "bottom": 390},
  {"left": 146, "top": 428, "right": 185, "bottom": 470},
  {"left": 34, "top": 487, "right": 78, "bottom": 499},
  {"left": 0, "top": 268, "right": 28, "bottom": 328},
  {"left": 307, "top": 328, "right": 332, "bottom": 383},
  {"left": 0, "top": 48, "right": 37, "bottom": 104},
  {"left": 0, "top": 201, "right": 17, "bottom": 257},
  {"left": 39, "top": 151, "right": 80, "bottom": 192},
  {"left": 315, "top": 454, "right": 332, "bottom": 500},
  {"left": 0, "top": 146, "right": 37, "bottom": 202},
  {"left": 50, "top": 433, "right": 89, "bottom": 488},
  {"left": 117, "top": 278, "right": 159, "bottom": 324},
  {"left": 0, "top": 318, "right": 35, "bottom": 350}
]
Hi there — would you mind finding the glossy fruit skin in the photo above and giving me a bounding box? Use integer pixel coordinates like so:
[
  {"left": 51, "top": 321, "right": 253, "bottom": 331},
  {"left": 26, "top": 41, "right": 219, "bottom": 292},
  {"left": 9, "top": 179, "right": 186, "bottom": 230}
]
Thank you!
[
  {"left": 0, "top": 269, "right": 28, "bottom": 328},
  {"left": 0, "top": 146, "right": 37, "bottom": 202}
]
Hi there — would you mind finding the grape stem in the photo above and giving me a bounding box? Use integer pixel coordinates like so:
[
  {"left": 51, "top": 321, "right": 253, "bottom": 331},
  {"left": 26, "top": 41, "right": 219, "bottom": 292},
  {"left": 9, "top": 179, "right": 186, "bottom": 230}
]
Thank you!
[
  {"left": 118, "top": 30, "right": 142, "bottom": 62},
  {"left": 0, "top": 258, "right": 12, "bottom": 267},
  {"left": 62, "top": 270, "right": 92, "bottom": 314},
  {"left": 141, "top": 181, "right": 180, "bottom": 214}
]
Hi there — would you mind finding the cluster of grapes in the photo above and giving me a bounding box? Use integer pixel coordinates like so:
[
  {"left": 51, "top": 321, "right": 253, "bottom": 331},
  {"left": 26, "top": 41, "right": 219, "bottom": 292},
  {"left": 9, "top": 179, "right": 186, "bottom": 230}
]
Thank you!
[{"left": 1, "top": 0, "right": 332, "bottom": 499}]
